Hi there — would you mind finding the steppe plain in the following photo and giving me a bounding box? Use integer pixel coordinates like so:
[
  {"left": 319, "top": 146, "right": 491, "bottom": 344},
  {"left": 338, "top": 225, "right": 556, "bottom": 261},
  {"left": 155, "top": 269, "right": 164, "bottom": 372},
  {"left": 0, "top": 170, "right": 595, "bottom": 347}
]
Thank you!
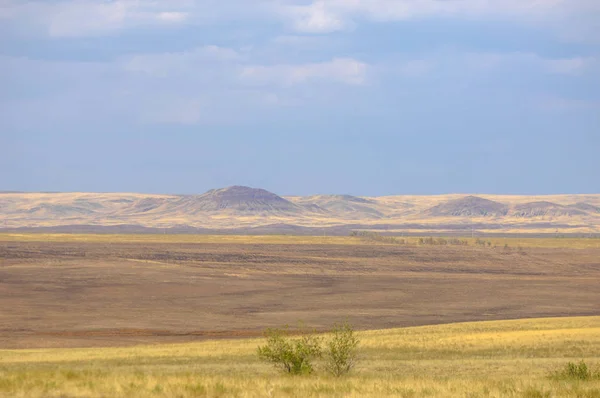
[
  {"left": 1, "top": 187, "right": 600, "bottom": 397},
  {"left": 0, "top": 233, "right": 599, "bottom": 397},
  {"left": 1, "top": 233, "right": 599, "bottom": 349}
]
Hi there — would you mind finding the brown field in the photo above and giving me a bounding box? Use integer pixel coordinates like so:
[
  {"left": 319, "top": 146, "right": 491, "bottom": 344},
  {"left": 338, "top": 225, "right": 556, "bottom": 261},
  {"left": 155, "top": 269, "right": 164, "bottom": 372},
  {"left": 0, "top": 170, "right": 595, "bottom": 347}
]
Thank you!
[{"left": 1, "top": 234, "right": 599, "bottom": 349}]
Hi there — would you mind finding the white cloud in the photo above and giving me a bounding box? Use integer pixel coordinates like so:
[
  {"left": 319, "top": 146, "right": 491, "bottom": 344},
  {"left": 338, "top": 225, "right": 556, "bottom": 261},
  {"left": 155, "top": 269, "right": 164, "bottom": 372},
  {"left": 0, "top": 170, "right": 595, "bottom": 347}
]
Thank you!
[
  {"left": 156, "top": 11, "right": 189, "bottom": 24},
  {"left": 284, "top": 1, "right": 347, "bottom": 33},
  {"left": 47, "top": 1, "right": 128, "bottom": 37},
  {"left": 279, "top": 0, "right": 600, "bottom": 40},
  {"left": 240, "top": 58, "right": 368, "bottom": 86},
  {"left": 2, "top": 0, "right": 195, "bottom": 38},
  {"left": 2, "top": 0, "right": 598, "bottom": 41},
  {"left": 280, "top": 0, "right": 560, "bottom": 33}
]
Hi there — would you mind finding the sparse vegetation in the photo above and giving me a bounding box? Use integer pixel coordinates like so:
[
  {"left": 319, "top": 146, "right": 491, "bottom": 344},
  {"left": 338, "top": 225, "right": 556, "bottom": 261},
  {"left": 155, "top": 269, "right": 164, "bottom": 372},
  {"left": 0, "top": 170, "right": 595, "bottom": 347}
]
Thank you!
[
  {"left": 3, "top": 233, "right": 600, "bottom": 249},
  {"left": 418, "top": 237, "right": 469, "bottom": 246},
  {"left": 257, "top": 323, "right": 360, "bottom": 377},
  {"left": 1, "top": 317, "right": 599, "bottom": 397},
  {"left": 324, "top": 323, "right": 360, "bottom": 377},
  {"left": 257, "top": 327, "right": 322, "bottom": 375},
  {"left": 475, "top": 238, "right": 493, "bottom": 248},
  {"left": 350, "top": 231, "right": 403, "bottom": 244},
  {"left": 551, "top": 360, "right": 599, "bottom": 381}
]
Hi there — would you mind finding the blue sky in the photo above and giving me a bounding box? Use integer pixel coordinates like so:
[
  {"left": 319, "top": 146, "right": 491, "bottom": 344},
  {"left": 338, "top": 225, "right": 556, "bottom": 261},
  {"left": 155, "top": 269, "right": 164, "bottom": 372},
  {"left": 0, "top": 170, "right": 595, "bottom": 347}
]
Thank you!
[{"left": 1, "top": 0, "right": 599, "bottom": 196}]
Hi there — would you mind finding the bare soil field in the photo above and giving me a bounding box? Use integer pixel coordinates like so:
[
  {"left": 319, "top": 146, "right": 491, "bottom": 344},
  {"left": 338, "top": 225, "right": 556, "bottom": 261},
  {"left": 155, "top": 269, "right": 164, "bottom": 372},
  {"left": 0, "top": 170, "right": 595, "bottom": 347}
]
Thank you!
[{"left": 1, "top": 236, "right": 599, "bottom": 349}]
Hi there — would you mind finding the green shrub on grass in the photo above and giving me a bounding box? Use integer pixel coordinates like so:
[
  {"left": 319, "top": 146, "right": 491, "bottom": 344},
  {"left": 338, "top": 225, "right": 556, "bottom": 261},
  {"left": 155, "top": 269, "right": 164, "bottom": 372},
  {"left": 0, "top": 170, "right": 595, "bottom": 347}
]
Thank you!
[
  {"left": 551, "top": 360, "right": 599, "bottom": 381},
  {"left": 257, "top": 327, "right": 322, "bottom": 375},
  {"left": 324, "top": 322, "right": 360, "bottom": 377}
]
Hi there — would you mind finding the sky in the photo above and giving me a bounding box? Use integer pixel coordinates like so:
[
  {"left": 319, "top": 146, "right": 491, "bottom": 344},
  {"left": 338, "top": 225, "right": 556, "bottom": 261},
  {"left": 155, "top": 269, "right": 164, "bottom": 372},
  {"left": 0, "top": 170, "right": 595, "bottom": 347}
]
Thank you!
[{"left": 1, "top": 0, "right": 599, "bottom": 196}]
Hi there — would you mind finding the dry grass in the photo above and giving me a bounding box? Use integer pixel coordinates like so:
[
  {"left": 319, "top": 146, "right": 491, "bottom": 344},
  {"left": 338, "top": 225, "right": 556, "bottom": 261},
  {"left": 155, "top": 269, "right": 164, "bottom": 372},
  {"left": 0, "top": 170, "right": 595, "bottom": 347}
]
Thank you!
[
  {"left": 0, "top": 233, "right": 359, "bottom": 245},
  {"left": 2, "top": 237, "right": 599, "bottom": 349},
  {"left": 1, "top": 317, "right": 599, "bottom": 397},
  {"left": 2, "top": 233, "right": 600, "bottom": 249}
]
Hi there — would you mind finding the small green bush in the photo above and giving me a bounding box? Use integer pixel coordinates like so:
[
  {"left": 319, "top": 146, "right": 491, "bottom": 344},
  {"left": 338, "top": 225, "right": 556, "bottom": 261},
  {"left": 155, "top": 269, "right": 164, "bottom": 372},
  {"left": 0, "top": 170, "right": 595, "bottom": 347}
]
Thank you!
[
  {"left": 551, "top": 360, "right": 598, "bottom": 381},
  {"left": 324, "top": 323, "right": 360, "bottom": 377},
  {"left": 257, "top": 327, "right": 322, "bottom": 375}
]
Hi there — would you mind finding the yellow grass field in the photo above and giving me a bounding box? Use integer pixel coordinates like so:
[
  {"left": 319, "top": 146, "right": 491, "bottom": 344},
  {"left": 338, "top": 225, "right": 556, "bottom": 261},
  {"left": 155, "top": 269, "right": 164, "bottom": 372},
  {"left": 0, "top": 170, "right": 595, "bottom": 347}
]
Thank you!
[
  {"left": 1, "top": 317, "right": 599, "bottom": 397},
  {"left": 1, "top": 233, "right": 600, "bottom": 249}
]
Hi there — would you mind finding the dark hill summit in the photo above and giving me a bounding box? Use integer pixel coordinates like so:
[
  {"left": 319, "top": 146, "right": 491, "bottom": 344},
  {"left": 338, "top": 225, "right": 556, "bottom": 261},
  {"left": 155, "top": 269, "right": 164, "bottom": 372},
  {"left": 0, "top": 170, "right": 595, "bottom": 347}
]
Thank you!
[
  {"left": 174, "top": 186, "right": 301, "bottom": 214},
  {"left": 426, "top": 196, "right": 508, "bottom": 217}
]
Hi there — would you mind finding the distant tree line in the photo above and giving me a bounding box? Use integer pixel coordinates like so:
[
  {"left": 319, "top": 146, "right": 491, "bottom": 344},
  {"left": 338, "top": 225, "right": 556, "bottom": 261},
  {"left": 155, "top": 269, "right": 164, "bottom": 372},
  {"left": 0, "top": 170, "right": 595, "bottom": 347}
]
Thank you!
[
  {"left": 350, "top": 231, "right": 404, "bottom": 244},
  {"left": 418, "top": 237, "right": 469, "bottom": 246}
]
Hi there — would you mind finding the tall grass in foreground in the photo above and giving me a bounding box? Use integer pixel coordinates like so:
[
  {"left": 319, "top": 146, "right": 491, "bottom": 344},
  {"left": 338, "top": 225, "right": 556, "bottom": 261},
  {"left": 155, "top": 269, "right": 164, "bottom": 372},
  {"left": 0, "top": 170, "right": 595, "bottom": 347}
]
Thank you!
[{"left": 1, "top": 316, "right": 599, "bottom": 397}]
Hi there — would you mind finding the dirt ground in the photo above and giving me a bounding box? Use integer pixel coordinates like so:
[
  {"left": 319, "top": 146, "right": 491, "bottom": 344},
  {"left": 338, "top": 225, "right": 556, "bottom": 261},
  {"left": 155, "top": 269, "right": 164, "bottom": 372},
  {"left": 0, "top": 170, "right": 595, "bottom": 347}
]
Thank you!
[{"left": 1, "top": 240, "right": 599, "bottom": 348}]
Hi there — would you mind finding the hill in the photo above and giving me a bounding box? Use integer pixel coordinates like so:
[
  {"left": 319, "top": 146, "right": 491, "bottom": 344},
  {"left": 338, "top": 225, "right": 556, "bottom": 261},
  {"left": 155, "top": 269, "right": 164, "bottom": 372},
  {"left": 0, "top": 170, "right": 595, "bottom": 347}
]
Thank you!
[
  {"left": 1, "top": 188, "right": 599, "bottom": 234},
  {"left": 171, "top": 186, "right": 302, "bottom": 215},
  {"left": 291, "top": 194, "right": 385, "bottom": 219},
  {"left": 425, "top": 195, "right": 509, "bottom": 217}
]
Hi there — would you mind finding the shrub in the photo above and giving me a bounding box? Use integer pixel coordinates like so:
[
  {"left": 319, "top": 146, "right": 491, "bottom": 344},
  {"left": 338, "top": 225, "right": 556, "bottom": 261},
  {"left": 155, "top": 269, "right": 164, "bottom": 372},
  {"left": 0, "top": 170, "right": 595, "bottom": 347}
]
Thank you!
[
  {"left": 551, "top": 360, "right": 598, "bottom": 381},
  {"left": 418, "top": 237, "right": 468, "bottom": 246},
  {"left": 324, "top": 323, "right": 360, "bottom": 377},
  {"left": 257, "top": 327, "right": 322, "bottom": 375},
  {"left": 448, "top": 238, "right": 469, "bottom": 246},
  {"left": 350, "top": 231, "right": 401, "bottom": 244}
]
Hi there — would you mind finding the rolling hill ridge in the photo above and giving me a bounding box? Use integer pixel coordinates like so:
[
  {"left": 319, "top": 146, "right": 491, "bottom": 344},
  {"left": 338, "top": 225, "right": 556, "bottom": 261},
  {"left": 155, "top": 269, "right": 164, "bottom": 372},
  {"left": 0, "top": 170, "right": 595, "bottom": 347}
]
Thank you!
[{"left": 1, "top": 186, "right": 599, "bottom": 235}]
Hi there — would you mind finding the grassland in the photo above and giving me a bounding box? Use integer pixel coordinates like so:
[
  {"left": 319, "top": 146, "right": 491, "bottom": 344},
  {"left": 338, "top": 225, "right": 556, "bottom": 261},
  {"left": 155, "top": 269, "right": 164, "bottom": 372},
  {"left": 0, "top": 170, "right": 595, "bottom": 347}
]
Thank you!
[
  {"left": 2, "top": 236, "right": 599, "bottom": 349},
  {"left": 2, "top": 233, "right": 600, "bottom": 249},
  {"left": 1, "top": 317, "right": 599, "bottom": 397},
  {"left": 1, "top": 234, "right": 598, "bottom": 396}
]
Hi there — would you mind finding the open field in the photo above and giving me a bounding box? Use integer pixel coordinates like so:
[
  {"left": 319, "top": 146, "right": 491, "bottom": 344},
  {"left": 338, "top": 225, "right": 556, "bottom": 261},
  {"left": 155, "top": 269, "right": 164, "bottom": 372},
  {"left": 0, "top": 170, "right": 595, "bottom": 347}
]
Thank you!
[
  {"left": 1, "top": 234, "right": 599, "bottom": 349},
  {"left": 1, "top": 317, "right": 599, "bottom": 397},
  {"left": 2, "top": 233, "right": 600, "bottom": 248}
]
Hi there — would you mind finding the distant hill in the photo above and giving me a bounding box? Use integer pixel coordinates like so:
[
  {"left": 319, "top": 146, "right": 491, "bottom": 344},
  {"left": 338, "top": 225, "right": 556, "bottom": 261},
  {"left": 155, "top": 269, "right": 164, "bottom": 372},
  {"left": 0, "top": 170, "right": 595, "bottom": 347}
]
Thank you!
[
  {"left": 425, "top": 196, "right": 509, "bottom": 217},
  {"left": 1, "top": 188, "right": 599, "bottom": 234},
  {"left": 292, "top": 194, "right": 384, "bottom": 219},
  {"left": 172, "top": 186, "right": 302, "bottom": 215}
]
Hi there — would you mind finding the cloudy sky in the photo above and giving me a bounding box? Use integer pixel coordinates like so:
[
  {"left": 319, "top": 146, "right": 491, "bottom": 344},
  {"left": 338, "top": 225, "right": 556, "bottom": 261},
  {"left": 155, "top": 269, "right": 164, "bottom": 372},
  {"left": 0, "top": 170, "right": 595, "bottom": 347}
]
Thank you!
[{"left": 1, "top": 0, "right": 599, "bottom": 195}]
